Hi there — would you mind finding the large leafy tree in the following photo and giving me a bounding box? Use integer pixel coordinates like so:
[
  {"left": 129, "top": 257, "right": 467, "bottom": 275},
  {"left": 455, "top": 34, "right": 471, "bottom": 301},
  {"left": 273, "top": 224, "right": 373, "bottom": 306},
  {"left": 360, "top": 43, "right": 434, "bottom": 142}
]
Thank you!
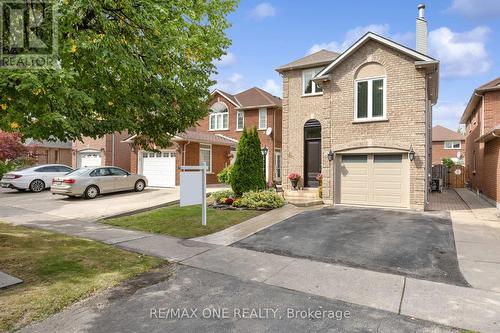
[{"left": 0, "top": 0, "right": 238, "bottom": 147}]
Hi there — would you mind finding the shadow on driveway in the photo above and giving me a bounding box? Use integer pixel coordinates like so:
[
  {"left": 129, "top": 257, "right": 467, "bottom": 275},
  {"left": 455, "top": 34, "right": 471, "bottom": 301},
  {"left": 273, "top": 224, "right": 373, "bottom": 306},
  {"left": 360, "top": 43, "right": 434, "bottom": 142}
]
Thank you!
[{"left": 234, "top": 206, "right": 469, "bottom": 287}]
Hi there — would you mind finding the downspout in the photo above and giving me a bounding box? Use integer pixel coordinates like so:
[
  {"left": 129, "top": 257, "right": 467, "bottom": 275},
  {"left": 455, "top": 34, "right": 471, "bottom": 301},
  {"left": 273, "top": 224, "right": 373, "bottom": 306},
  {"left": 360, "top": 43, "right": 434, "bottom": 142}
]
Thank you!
[
  {"left": 474, "top": 92, "right": 484, "bottom": 135},
  {"left": 112, "top": 133, "right": 115, "bottom": 166},
  {"left": 183, "top": 141, "right": 191, "bottom": 165}
]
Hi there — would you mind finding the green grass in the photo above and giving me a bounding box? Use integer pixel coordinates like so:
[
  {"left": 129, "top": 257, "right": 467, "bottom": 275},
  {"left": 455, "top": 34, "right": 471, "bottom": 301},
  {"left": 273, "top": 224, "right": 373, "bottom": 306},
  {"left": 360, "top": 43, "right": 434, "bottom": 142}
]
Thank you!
[
  {"left": 102, "top": 204, "right": 263, "bottom": 238},
  {"left": 0, "top": 223, "right": 163, "bottom": 332}
]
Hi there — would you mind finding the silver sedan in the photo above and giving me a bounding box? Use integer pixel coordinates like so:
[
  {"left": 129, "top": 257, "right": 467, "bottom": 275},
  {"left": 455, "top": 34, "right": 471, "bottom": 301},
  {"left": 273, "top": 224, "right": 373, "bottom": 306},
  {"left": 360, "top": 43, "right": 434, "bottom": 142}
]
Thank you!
[{"left": 51, "top": 166, "right": 148, "bottom": 199}]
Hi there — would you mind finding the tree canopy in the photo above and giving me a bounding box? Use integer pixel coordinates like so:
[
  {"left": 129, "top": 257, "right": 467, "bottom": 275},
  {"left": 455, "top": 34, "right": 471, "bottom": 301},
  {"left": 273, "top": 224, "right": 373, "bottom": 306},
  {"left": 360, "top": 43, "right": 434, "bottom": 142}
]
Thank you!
[{"left": 0, "top": 0, "right": 238, "bottom": 148}]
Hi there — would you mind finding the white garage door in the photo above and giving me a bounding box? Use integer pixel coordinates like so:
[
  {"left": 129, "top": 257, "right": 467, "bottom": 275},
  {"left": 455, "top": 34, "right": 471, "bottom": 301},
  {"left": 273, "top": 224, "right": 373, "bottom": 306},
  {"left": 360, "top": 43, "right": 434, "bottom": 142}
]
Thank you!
[
  {"left": 141, "top": 151, "right": 176, "bottom": 187},
  {"left": 80, "top": 153, "right": 101, "bottom": 168},
  {"left": 340, "top": 154, "right": 408, "bottom": 208}
]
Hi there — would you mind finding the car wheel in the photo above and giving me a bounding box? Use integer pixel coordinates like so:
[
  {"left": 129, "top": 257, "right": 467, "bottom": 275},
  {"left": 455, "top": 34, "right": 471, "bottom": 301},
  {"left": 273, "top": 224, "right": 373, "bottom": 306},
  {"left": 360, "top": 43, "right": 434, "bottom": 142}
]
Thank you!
[
  {"left": 134, "top": 180, "right": 146, "bottom": 192},
  {"left": 29, "top": 179, "right": 45, "bottom": 193},
  {"left": 84, "top": 185, "right": 100, "bottom": 199}
]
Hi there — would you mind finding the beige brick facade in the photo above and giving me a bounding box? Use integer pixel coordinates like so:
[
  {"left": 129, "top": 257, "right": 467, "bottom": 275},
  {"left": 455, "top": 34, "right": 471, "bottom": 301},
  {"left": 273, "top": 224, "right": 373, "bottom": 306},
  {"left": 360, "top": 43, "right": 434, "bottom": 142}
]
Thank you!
[{"left": 281, "top": 40, "right": 433, "bottom": 210}]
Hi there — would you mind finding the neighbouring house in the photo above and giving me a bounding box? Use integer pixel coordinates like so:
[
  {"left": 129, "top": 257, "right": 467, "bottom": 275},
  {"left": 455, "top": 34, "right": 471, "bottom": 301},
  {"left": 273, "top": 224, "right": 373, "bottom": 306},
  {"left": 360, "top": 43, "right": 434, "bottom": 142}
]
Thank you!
[
  {"left": 460, "top": 77, "right": 500, "bottom": 208},
  {"left": 276, "top": 5, "right": 439, "bottom": 210},
  {"left": 198, "top": 87, "right": 283, "bottom": 183},
  {"left": 25, "top": 139, "right": 73, "bottom": 166},
  {"left": 125, "top": 131, "right": 236, "bottom": 187},
  {"left": 72, "top": 133, "right": 132, "bottom": 171},
  {"left": 431, "top": 125, "right": 465, "bottom": 165}
]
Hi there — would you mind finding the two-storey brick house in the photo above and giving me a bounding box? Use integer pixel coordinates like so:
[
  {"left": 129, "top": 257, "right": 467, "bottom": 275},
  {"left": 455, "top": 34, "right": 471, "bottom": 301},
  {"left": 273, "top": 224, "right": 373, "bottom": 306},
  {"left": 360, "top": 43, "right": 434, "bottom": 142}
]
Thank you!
[
  {"left": 431, "top": 125, "right": 465, "bottom": 165},
  {"left": 276, "top": 6, "right": 439, "bottom": 210},
  {"left": 460, "top": 77, "right": 500, "bottom": 208},
  {"left": 199, "top": 87, "right": 283, "bottom": 183}
]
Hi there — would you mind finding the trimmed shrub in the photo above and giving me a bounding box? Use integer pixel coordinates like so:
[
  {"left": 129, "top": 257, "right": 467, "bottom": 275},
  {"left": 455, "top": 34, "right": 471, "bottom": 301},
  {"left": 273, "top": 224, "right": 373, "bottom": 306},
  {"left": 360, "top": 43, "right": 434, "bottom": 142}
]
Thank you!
[
  {"left": 230, "top": 127, "right": 266, "bottom": 196},
  {"left": 442, "top": 158, "right": 455, "bottom": 168},
  {"left": 217, "top": 164, "right": 233, "bottom": 184},
  {"left": 210, "top": 189, "right": 235, "bottom": 203},
  {"left": 232, "top": 190, "right": 285, "bottom": 209},
  {"left": 0, "top": 157, "right": 35, "bottom": 179}
]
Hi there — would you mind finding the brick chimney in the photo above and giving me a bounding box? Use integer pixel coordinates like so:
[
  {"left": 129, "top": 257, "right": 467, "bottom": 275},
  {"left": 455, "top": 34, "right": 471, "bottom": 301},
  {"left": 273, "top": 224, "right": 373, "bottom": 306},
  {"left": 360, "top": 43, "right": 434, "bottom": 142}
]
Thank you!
[{"left": 416, "top": 4, "right": 428, "bottom": 55}]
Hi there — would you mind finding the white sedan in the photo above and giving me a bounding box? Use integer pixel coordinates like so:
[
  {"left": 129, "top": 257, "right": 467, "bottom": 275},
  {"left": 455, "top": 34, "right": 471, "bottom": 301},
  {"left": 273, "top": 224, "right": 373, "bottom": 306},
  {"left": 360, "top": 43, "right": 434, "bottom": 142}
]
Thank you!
[{"left": 0, "top": 164, "right": 74, "bottom": 192}]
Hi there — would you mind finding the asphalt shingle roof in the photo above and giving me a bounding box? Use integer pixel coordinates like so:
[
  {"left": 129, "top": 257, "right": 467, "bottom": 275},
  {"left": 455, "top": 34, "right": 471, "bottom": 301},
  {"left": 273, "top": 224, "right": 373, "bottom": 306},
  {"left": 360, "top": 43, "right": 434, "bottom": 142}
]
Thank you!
[{"left": 432, "top": 125, "right": 464, "bottom": 142}]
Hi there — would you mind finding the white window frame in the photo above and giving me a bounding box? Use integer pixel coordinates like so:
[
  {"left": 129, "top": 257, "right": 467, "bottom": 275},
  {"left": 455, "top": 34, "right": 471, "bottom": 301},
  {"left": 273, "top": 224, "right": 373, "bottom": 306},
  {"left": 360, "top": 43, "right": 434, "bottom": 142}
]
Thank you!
[
  {"left": 354, "top": 76, "right": 387, "bottom": 122},
  {"left": 199, "top": 144, "right": 212, "bottom": 173},
  {"left": 236, "top": 110, "right": 244, "bottom": 131},
  {"left": 302, "top": 68, "right": 323, "bottom": 96},
  {"left": 274, "top": 149, "right": 282, "bottom": 181},
  {"left": 258, "top": 108, "right": 268, "bottom": 130},
  {"left": 209, "top": 102, "right": 229, "bottom": 131},
  {"left": 444, "top": 141, "right": 461, "bottom": 149}
]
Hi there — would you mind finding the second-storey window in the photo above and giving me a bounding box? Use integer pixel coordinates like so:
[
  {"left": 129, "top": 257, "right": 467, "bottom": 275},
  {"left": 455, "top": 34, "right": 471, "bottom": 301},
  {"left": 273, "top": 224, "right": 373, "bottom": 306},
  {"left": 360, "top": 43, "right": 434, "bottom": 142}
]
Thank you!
[
  {"left": 355, "top": 77, "right": 386, "bottom": 120},
  {"left": 236, "top": 110, "right": 244, "bottom": 131},
  {"left": 444, "top": 141, "right": 461, "bottom": 149},
  {"left": 302, "top": 68, "right": 323, "bottom": 95},
  {"left": 209, "top": 102, "right": 229, "bottom": 130},
  {"left": 259, "top": 108, "right": 267, "bottom": 129}
]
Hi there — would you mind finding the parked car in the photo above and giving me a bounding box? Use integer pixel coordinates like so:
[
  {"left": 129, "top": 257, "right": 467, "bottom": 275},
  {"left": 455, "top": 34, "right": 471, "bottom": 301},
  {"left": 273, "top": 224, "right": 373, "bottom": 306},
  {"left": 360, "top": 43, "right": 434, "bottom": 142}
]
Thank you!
[
  {"left": 0, "top": 164, "right": 74, "bottom": 192},
  {"left": 51, "top": 166, "right": 147, "bottom": 199}
]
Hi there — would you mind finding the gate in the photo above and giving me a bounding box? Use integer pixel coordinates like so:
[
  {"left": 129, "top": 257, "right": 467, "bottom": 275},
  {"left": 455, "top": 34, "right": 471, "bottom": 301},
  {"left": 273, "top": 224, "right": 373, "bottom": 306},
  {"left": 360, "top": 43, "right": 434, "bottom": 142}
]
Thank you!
[
  {"left": 431, "top": 164, "right": 449, "bottom": 189},
  {"left": 449, "top": 165, "right": 467, "bottom": 188}
]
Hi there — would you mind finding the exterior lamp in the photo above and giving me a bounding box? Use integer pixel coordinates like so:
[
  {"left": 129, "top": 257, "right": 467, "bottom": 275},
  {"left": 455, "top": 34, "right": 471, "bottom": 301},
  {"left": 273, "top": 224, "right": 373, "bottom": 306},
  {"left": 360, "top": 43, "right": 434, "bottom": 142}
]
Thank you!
[
  {"left": 408, "top": 145, "right": 415, "bottom": 162},
  {"left": 327, "top": 149, "right": 334, "bottom": 161},
  {"left": 261, "top": 146, "right": 269, "bottom": 157}
]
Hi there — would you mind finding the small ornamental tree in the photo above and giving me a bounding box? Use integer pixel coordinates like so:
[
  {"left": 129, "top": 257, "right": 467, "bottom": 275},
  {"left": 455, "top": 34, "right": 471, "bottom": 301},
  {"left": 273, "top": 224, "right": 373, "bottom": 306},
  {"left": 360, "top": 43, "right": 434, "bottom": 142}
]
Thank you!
[
  {"left": 230, "top": 127, "right": 266, "bottom": 196},
  {"left": 0, "top": 132, "right": 33, "bottom": 160}
]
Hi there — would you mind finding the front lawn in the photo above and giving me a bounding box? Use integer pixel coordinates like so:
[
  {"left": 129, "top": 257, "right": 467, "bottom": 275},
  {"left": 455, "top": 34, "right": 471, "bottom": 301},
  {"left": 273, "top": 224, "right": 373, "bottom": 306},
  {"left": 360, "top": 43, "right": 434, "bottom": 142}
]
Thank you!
[
  {"left": 102, "top": 204, "right": 263, "bottom": 238},
  {"left": 0, "top": 222, "right": 163, "bottom": 332}
]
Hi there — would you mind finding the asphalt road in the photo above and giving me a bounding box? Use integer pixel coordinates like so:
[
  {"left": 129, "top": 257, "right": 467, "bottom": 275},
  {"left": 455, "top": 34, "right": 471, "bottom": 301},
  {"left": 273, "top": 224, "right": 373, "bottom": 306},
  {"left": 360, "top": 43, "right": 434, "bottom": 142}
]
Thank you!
[
  {"left": 21, "top": 265, "right": 458, "bottom": 333},
  {"left": 234, "top": 206, "right": 469, "bottom": 286}
]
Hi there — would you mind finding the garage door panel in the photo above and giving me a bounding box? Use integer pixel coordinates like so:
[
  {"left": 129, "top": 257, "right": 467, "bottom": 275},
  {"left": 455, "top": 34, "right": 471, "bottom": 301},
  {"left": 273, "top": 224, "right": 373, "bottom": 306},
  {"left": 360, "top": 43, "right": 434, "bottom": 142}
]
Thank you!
[
  {"left": 340, "top": 154, "right": 407, "bottom": 208},
  {"left": 141, "top": 152, "right": 176, "bottom": 188}
]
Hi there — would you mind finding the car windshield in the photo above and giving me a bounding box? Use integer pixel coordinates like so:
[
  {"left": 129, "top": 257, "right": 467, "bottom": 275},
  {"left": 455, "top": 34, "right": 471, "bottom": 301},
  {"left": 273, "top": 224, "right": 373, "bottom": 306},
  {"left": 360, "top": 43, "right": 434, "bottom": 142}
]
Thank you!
[{"left": 66, "top": 168, "right": 90, "bottom": 176}]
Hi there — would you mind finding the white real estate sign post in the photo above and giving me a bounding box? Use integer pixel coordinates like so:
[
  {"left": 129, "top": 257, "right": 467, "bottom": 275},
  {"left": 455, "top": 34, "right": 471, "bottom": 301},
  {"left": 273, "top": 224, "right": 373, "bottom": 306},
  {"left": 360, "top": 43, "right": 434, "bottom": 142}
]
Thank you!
[{"left": 179, "top": 163, "right": 207, "bottom": 226}]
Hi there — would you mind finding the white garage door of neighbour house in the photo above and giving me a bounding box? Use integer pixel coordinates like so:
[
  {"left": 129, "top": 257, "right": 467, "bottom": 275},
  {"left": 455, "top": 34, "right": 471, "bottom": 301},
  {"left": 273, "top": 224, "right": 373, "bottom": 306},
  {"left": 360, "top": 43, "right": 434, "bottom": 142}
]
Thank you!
[
  {"left": 140, "top": 151, "right": 176, "bottom": 187},
  {"left": 340, "top": 154, "right": 408, "bottom": 208},
  {"left": 80, "top": 153, "right": 101, "bottom": 168}
]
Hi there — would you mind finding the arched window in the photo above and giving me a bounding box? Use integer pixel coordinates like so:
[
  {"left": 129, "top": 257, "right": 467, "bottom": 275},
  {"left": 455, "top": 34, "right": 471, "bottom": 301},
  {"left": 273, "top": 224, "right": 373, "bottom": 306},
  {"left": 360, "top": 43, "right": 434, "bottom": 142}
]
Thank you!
[
  {"left": 354, "top": 62, "right": 386, "bottom": 121},
  {"left": 209, "top": 102, "right": 229, "bottom": 130}
]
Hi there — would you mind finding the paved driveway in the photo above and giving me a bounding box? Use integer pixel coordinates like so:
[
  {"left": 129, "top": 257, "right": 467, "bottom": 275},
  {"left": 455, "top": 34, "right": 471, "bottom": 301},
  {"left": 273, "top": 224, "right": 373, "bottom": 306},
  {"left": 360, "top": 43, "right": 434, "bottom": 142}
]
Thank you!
[
  {"left": 0, "top": 187, "right": 180, "bottom": 222},
  {"left": 234, "top": 206, "right": 469, "bottom": 286}
]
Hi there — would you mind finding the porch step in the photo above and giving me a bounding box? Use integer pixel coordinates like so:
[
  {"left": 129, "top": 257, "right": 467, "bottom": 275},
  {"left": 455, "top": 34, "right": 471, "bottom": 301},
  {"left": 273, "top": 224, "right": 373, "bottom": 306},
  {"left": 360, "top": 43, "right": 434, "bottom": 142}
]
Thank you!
[
  {"left": 286, "top": 197, "right": 324, "bottom": 207},
  {"left": 285, "top": 188, "right": 320, "bottom": 199}
]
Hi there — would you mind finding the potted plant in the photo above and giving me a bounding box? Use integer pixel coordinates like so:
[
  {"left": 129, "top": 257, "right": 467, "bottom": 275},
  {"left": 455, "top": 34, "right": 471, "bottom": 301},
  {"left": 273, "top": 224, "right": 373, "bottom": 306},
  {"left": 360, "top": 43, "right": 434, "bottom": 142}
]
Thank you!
[{"left": 288, "top": 172, "right": 301, "bottom": 190}]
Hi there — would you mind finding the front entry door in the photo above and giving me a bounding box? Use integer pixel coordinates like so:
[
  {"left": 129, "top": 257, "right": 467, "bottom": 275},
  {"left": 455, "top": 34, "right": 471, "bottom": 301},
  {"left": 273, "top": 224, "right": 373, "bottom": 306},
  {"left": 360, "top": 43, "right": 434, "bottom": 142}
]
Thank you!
[
  {"left": 304, "top": 119, "right": 322, "bottom": 188},
  {"left": 305, "top": 140, "right": 321, "bottom": 187}
]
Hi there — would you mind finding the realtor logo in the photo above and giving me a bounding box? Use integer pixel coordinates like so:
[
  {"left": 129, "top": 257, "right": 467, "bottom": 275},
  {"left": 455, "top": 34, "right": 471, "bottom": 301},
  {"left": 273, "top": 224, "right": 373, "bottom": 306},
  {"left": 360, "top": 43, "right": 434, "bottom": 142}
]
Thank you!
[{"left": 0, "top": 0, "right": 57, "bottom": 69}]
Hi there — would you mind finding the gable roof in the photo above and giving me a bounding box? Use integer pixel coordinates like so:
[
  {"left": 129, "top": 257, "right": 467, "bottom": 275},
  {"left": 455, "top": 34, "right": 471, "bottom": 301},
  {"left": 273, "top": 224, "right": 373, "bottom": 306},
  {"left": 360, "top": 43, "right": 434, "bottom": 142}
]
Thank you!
[
  {"left": 275, "top": 49, "right": 340, "bottom": 73},
  {"left": 460, "top": 77, "right": 500, "bottom": 124},
  {"left": 121, "top": 131, "right": 237, "bottom": 147},
  {"left": 211, "top": 87, "right": 282, "bottom": 110},
  {"left": 316, "top": 32, "right": 435, "bottom": 78},
  {"left": 432, "top": 125, "right": 464, "bottom": 142}
]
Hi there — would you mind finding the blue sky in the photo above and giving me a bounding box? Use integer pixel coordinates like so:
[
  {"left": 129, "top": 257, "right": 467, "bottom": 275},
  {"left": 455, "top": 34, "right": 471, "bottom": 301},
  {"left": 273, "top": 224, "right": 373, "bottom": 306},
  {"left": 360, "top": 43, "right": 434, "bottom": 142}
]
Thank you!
[{"left": 213, "top": 0, "right": 500, "bottom": 131}]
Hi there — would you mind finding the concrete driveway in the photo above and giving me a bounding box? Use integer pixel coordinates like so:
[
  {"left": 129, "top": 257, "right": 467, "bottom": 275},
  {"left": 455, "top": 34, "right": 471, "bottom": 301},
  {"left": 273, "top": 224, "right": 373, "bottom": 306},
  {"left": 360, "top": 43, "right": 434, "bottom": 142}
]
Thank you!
[
  {"left": 234, "top": 206, "right": 469, "bottom": 286},
  {"left": 0, "top": 187, "right": 180, "bottom": 222}
]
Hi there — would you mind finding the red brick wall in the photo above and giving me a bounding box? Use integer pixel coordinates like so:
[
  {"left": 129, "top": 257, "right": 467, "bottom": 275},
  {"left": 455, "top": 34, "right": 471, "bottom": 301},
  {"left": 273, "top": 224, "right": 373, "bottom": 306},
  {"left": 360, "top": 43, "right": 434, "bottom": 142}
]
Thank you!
[
  {"left": 72, "top": 136, "right": 106, "bottom": 168},
  {"left": 483, "top": 139, "right": 500, "bottom": 203},
  {"left": 431, "top": 140, "right": 465, "bottom": 165},
  {"left": 104, "top": 132, "right": 132, "bottom": 171},
  {"left": 484, "top": 91, "right": 500, "bottom": 133},
  {"left": 34, "top": 148, "right": 72, "bottom": 166}
]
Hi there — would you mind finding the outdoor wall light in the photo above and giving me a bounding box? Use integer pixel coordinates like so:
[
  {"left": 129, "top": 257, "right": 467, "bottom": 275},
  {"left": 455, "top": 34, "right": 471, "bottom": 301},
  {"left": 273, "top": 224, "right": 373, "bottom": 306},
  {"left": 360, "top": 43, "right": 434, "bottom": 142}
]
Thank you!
[
  {"left": 327, "top": 149, "right": 334, "bottom": 161},
  {"left": 261, "top": 146, "right": 269, "bottom": 156},
  {"left": 408, "top": 145, "right": 415, "bottom": 161}
]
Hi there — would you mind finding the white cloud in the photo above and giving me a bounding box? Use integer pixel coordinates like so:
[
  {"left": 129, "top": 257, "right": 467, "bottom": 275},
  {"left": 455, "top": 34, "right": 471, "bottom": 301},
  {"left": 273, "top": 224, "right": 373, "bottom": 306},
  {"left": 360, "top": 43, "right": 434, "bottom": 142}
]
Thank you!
[
  {"left": 250, "top": 3, "right": 276, "bottom": 20},
  {"left": 449, "top": 0, "right": 500, "bottom": 19},
  {"left": 429, "top": 26, "right": 491, "bottom": 78},
  {"left": 215, "top": 52, "right": 237, "bottom": 67},
  {"left": 308, "top": 24, "right": 390, "bottom": 54},
  {"left": 263, "top": 79, "right": 281, "bottom": 97},
  {"left": 433, "top": 101, "right": 467, "bottom": 130},
  {"left": 213, "top": 73, "right": 245, "bottom": 94}
]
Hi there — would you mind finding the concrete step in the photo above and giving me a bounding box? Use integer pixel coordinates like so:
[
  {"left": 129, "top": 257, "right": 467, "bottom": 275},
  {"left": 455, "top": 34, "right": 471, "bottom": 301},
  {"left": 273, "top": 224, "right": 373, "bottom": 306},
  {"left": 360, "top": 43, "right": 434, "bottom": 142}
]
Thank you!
[
  {"left": 285, "top": 189, "right": 320, "bottom": 199},
  {"left": 286, "top": 198, "right": 324, "bottom": 207}
]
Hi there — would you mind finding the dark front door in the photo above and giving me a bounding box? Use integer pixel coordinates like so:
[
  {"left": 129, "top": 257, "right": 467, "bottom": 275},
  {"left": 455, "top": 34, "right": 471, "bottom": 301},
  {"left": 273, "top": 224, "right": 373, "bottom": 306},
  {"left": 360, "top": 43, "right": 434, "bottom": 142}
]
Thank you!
[{"left": 304, "top": 119, "right": 322, "bottom": 188}]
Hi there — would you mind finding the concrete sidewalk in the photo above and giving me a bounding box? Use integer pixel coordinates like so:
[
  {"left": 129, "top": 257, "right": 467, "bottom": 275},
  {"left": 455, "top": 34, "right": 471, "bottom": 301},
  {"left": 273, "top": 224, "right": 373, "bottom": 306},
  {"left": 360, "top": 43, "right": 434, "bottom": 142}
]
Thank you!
[
  {"left": 455, "top": 187, "right": 499, "bottom": 222},
  {"left": 182, "top": 246, "right": 500, "bottom": 333}
]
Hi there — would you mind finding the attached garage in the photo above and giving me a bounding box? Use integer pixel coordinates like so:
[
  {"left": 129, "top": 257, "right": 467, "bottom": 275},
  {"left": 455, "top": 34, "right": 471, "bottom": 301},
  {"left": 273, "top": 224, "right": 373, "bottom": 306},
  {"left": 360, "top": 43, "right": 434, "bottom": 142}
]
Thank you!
[
  {"left": 337, "top": 152, "right": 409, "bottom": 208},
  {"left": 139, "top": 151, "right": 176, "bottom": 187},
  {"left": 78, "top": 150, "right": 102, "bottom": 168}
]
